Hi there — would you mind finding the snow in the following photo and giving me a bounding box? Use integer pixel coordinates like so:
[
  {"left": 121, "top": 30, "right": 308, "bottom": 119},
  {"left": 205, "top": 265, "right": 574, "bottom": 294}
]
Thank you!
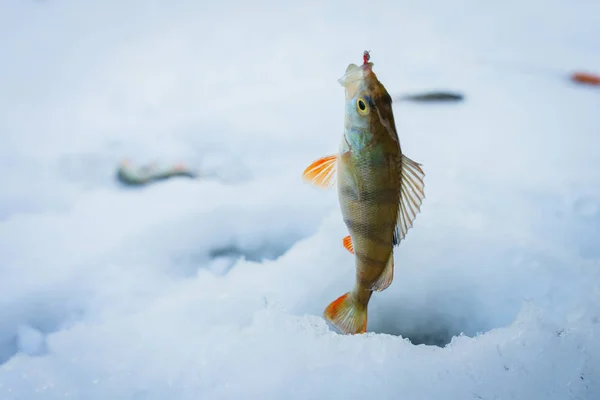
[{"left": 1, "top": 0, "right": 599, "bottom": 398}]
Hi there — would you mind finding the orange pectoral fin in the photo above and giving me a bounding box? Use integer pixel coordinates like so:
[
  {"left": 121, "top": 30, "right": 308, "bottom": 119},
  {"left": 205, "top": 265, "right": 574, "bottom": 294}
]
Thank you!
[{"left": 302, "top": 155, "right": 337, "bottom": 189}]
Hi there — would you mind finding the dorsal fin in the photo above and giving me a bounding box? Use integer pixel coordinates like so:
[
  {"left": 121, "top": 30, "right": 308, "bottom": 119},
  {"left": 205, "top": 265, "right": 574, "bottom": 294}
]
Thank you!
[{"left": 393, "top": 154, "right": 425, "bottom": 245}]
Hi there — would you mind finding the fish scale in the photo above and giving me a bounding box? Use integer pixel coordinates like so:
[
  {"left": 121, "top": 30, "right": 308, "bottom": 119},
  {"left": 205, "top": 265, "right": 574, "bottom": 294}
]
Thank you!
[{"left": 340, "top": 127, "right": 400, "bottom": 288}]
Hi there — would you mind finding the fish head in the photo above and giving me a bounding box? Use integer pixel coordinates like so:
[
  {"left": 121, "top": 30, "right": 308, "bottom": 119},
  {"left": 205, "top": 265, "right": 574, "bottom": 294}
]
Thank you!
[{"left": 338, "top": 62, "right": 399, "bottom": 150}]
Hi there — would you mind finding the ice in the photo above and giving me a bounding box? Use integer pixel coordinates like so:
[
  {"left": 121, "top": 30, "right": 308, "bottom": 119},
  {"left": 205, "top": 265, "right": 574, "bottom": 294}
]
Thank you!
[
  {"left": 1, "top": 0, "right": 599, "bottom": 398},
  {"left": 16, "top": 325, "right": 47, "bottom": 357}
]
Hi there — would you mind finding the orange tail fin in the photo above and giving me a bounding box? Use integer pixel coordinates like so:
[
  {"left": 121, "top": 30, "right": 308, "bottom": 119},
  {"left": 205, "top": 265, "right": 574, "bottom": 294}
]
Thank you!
[{"left": 323, "top": 292, "right": 367, "bottom": 334}]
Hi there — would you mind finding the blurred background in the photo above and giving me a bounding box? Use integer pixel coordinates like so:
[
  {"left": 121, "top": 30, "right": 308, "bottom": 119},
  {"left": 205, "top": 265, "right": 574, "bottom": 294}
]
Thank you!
[{"left": 0, "top": 0, "right": 599, "bottom": 398}]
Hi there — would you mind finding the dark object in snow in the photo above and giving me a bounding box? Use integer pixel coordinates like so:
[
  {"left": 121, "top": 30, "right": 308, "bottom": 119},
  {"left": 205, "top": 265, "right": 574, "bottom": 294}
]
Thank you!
[
  {"left": 570, "top": 71, "right": 600, "bottom": 87},
  {"left": 116, "top": 160, "right": 198, "bottom": 187},
  {"left": 396, "top": 91, "right": 465, "bottom": 103}
]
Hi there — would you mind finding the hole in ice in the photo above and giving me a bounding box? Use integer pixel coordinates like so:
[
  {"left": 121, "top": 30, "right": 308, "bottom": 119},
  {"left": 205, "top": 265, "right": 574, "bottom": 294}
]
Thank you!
[
  {"left": 369, "top": 312, "right": 470, "bottom": 347},
  {"left": 0, "top": 297, "right": 85, "bottom": 366},
  {"left": 1, "top": 325, "right": 51, "bottom": 365},
  {"left": 365, "top": 288, "right": 496, "bottom": 347},
  {"left": 166, "top": 239, "right": 299, "bottom": 277}
]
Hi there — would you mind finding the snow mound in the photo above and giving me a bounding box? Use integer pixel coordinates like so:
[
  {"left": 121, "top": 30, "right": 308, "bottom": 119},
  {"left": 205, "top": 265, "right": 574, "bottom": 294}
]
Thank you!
[{"left": 1, "top": 0, "right": 600, "bottom": 398}]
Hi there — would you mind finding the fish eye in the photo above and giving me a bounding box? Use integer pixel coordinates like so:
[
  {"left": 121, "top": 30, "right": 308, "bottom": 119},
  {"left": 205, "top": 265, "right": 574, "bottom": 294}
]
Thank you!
[{"left": 356, "top": 97, "right": 369, "bottom": 115}]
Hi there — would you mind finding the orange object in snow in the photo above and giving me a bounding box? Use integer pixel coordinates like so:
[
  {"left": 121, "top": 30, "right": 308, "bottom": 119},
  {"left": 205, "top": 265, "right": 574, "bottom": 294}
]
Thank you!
[{"left": 571, "top": 72, "right": 600, "bottom": 86}]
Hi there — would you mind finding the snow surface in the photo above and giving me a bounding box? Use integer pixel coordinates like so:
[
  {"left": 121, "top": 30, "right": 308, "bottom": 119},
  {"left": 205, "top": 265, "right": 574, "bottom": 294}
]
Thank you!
[{"left": 1, "top": 0, "right": 600, "bottom": 398}]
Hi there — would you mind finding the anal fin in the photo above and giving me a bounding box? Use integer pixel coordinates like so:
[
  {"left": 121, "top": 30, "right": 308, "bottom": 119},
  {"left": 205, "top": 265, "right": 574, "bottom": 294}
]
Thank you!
[{"left": 370, "top": 253, "right": 394, "bottom": 291}]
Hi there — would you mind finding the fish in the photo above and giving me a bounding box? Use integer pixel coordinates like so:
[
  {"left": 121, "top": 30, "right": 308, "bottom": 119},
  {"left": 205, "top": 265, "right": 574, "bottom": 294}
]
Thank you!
[
  {"left": 301, "top": 52, "right": 425, "bottom": 335},
  {"left": 116, "top": 160, "right": 198, "bottom": 187}
]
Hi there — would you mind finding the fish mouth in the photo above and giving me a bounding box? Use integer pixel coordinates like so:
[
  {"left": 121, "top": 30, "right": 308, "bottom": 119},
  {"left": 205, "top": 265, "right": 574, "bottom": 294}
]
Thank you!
[
  {"left": 338, "top": 62, "right": 374, "bottom": 100},
  {"left": 337, "top": 62, "right": 374, "bottom": 87}
]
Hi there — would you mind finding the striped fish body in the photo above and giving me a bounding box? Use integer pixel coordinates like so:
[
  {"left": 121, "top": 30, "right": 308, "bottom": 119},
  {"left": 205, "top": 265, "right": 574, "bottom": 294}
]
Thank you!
[{"left": 337, "top": 127, "right": 401, "bottom": 306}]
